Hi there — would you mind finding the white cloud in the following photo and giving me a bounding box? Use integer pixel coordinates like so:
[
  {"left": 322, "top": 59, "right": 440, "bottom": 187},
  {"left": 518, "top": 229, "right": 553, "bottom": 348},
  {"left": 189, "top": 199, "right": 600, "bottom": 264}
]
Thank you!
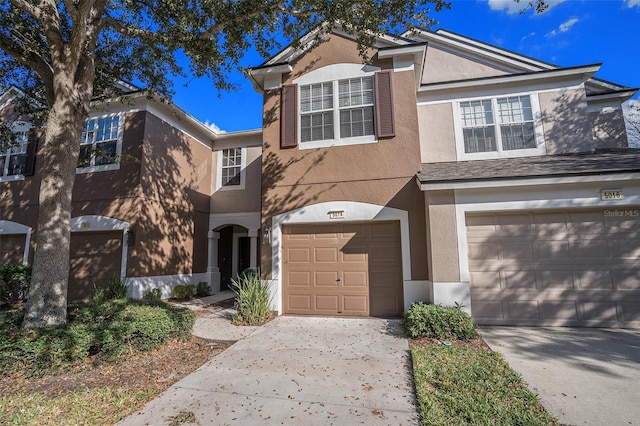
[
  {"left": 487, "top": 0, "right": 566, "bottom": 14},
  {"left": 546, "top": 17, "right": 579, "bottom": 37},
  {"left": 626, "top": 0, "right": 640, "bottom": 8},
  {"left": 204, "top": 120, "right": 226, "bottom": 134},
  {"left": 623, "top": 99, "right": 640, "bottom": 148}
]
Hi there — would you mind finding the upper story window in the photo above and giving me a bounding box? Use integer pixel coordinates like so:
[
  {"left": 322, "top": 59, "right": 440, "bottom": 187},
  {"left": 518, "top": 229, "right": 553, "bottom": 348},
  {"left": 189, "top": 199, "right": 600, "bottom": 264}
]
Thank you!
[
  {"left": 216, "top": 147, "right": 246, "bottom": 191},
  {"left": 299, "top": 77, "right": 375, "bottom": 143},
  {"left": 283, "top": 63, "right": 394, "bottom": 150},
  {"left": 78, "top": 114, "right": 122, "bottom": 173},
  {"left": 454, "top": 93, "right": 544, "bottom": 160},
  {"left": 1, "top": 130, "right": 28, "bottom": 178}
]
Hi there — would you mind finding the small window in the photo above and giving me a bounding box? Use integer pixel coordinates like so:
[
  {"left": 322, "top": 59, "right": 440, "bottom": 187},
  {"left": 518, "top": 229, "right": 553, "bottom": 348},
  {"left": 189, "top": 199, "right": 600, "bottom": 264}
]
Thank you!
[
  {"left": 221, "top": 148, "right": 242, "bottom": 186},
  {"left": 79, "top": 115, "right": 120, "bottom": 169},
  {"left": 457, "top": 94, "right": 541, "bottom": 158},
  {"left": 0, "top": 130, "right": 28, "bottom": 177}
]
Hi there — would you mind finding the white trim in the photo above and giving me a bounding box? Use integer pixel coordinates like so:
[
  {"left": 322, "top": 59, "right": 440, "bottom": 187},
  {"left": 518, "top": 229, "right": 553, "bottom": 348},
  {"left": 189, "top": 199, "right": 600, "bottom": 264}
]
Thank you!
[
  {"left": 453, "top": 180, "right": 640, "bottom": 284},
  {"left": 292, "top": 63, "right": 380, "bottom": 88},
  {"left": 215, "top": 147, "right": 247, "bottom": 191},
  {"left": 209, "top": 212, "right": 260, "bottom": 232},
  {"left": 452, "top": 92, "right": 546, "bottom": 161},
  {"left": 270, "top": 201, "right": 411, "bottom": 314},
  {"left": 421, "top": 172, "right": 640, "bottom": 191},
  {"left": 0, "top": 220, "right": 32, "bottom": 265},
  {"left": 70, "top": 215, "right": 130, "bottom": 280}
]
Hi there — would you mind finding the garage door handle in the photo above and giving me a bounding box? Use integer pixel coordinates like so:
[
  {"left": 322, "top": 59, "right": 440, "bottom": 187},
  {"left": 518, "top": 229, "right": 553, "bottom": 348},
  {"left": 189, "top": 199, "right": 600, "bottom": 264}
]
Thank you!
[{"left": 336, "top": 278, "right": 341, "bottom": 282}]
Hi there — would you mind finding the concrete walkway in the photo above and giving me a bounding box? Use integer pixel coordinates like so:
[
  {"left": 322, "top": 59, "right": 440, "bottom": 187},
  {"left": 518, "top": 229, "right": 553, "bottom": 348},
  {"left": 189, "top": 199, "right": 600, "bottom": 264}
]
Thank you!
[
  {"left": 120, "top": 316, "right": 417, "bottom": 425},
  {"left": 479, "top": 326, "right": 640, "bottom": 426}
]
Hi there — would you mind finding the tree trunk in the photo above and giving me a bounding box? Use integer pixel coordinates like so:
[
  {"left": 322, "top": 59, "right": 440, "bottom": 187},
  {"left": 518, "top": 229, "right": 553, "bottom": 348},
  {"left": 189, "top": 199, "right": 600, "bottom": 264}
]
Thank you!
[{"left": 22, "top": 91, "right": 85, "bottom": 328}]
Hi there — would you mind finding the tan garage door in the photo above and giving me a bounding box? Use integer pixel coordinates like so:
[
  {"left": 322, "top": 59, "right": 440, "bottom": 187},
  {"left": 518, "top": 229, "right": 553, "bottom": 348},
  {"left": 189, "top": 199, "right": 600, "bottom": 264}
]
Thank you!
[
  {"left": 69, "top": 231, "right": 123, "bottom": 301},
  {"left": 282, "top": 222, "right": 403, "bottom": 317},
  {"left": 467, "top": 208, "right": 640, "bottom": 327},
  {"left": 0, "top": 235, "right": 26, "bottom": 264}
]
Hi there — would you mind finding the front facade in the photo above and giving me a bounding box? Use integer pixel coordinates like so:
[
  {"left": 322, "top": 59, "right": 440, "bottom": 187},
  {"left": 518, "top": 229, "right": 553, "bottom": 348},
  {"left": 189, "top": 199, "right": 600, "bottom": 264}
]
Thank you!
[{"left": 1, "top": 27, "right": 638, "bottom": 327}]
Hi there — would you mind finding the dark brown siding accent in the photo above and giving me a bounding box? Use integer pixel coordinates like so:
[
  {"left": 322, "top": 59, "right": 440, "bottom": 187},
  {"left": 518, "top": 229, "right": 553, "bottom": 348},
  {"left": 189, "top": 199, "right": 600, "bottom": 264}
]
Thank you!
[
  {"left": 280, "top": 84, "right": 298, "bottom": 148},
  {"left": 375, "top": 71, "right": 395, "bottom": 138},
  {"left": 23, "top": 129, "right": 38, "bottom": 176}
]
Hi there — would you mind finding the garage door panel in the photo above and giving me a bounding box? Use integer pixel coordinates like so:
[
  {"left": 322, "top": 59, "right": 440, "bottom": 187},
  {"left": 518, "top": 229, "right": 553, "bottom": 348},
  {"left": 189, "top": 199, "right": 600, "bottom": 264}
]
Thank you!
[
  {"left": 542, "top": 301, "right": 579, "bottom": 320},
  {"left": 504, "top": 270, "right": 536, "bottom": 290},
  {"left": 574, "top": 270, "right": 613, "bottom": 289},
  {"left": 615, "top": 270, "right": 640, "bottom": 290},
  {"left": 315, "top": 271, "right": 339, "bottom": 287},
  {"left": 534, "top": 240, "right": 571, "bottom": 258},
  {"left": 287, "top": 248, "right": 311, "bottom": 263},
  {"left": 469, "top": 242, "right": 500, "bottom": 260},
  {"left": 609, "top": 239, "right": 640, "bottom": 259},
  {"left": 342, "top": 271, "right": 367, "bottom": 288},
  {"left": 282, "top": 221, "right": 403, "bottom": 317},
  {"left": 505, "top": 300, "right": 540, "bottom": 320},
  {"left": 537, "top": 270, "right": 575, "bottom": 289},
  {"left": 620, "top": 303, "right": 640, "bottom": 321},
  {"left": 287, "top": 271, "right": 311, "bottom": 287},
  {"left": 315, "top": 247, "right": 338, "bottom": 262},
  {"left": 581, "top": 302, "right": 618, "bottom": 321},
  {"left": 570, "top": 239, "right": 609, "bottom": 258}
]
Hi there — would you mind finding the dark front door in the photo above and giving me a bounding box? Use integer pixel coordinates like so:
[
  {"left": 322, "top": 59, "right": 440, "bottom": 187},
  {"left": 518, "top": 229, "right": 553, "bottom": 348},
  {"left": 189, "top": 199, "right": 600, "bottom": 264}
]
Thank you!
[
  {"left": 238, "top": 237, "right": 251, "bottom": 276},
  {"left": 218, "top": 226, "right": 233, "bottom": 290}
]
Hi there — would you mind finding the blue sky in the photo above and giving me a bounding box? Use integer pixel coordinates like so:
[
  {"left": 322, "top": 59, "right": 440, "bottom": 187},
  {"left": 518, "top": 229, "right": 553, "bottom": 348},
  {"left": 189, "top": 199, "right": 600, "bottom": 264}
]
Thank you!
[{"left": 171, "top": 0, "right": 640, "bottom": 133}]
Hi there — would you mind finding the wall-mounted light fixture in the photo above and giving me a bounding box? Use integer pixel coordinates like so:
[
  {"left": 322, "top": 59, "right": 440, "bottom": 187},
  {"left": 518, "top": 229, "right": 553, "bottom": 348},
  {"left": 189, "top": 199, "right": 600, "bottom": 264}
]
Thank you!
[
  {"left": 262, "top": 223, "right": 271, "bottom": 245},
  {"left": 126, "top": 229, "right": 135, "bottom": 246}
]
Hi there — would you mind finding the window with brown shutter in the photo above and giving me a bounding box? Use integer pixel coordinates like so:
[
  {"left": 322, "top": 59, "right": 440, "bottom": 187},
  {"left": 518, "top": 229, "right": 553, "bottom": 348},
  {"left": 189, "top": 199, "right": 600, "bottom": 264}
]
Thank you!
[
  {"left": 24, "top": 128, "right": 38, "bottom": 176},
  {"left": 280, "top": 84, "right": 298, "bottom": 148}
]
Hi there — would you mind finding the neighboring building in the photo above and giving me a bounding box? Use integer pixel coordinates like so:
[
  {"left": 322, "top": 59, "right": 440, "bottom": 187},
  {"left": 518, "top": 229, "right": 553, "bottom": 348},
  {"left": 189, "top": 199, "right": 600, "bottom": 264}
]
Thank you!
[
  {"left": 0, "top": 88, "right": 260, "bottom": 300},
  {"left": 249, "top": 27, "right": 640, "bottom": 327},
  {"left": 2, "top": 27, "right": 639, "bottom": 327}
]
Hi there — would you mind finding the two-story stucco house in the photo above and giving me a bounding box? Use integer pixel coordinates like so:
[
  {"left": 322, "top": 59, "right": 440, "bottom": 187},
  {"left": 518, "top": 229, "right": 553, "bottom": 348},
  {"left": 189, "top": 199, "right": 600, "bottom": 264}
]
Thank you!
[
  {"left": 2, "top": 26, "right": 638, "bottom": 328},
  {"left": 249, "top": 26, "right": 640, "bottom": 327}
]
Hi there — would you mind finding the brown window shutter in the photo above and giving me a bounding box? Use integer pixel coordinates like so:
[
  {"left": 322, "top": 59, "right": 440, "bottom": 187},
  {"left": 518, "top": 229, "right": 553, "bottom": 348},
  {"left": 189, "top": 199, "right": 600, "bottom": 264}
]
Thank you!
[
  {"left": 375, "top": 71, "right": 395, "bottom": 138},
  {"left": 24, "top": 128, "right": 38, "bottom": 176},
  {"left": 280, "top": 84, "right": 298, "bottom": 148}
]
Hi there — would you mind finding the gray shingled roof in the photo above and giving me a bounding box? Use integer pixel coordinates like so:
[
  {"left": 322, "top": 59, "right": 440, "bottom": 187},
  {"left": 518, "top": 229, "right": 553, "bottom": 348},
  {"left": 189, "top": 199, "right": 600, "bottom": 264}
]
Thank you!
[{"left": 418, "top": 149, "right": 640, "bottom": 184}]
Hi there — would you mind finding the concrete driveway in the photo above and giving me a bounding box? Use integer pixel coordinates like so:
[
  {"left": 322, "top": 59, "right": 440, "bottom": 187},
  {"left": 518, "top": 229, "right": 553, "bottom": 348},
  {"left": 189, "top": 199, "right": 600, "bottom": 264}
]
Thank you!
[
  {"left": 119, "top": 316, "right": 417, "bottom": 425},
  {"left": 479, "top": 327, "right": 640, "bottom": 426}
]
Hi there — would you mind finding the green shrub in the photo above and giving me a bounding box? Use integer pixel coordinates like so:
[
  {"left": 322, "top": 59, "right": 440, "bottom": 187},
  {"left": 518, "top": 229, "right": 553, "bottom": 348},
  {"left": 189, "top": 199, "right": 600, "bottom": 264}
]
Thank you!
[
  {"left": 172, "top": 284, "right": 195, "bottom": 300},
  {"left": 0, "top": 263, "right": 31, "bottom": 305},
  {"left": 196, "top": 281, "right": 210, "bottom": 297},
  {"left": 92, "top": 275, "right": 128, "bottom": 303},
  {"left": 0, "top": 299, "right": 195, "bottom": 377},
  {"left": 230, "top": 273, "right": 272, "bottom": 326},
  {"left": 143, "top": 288, "right": 162, "bottom": 301},
  {"left": 403, "top": 302, "right": 476, "bottom": 340}
]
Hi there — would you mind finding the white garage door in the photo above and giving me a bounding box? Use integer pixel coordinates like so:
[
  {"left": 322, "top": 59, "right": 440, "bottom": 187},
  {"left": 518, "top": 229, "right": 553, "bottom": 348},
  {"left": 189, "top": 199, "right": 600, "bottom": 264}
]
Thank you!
[{"left": 467, "top": 208, "right": 640, "bottom": 327}]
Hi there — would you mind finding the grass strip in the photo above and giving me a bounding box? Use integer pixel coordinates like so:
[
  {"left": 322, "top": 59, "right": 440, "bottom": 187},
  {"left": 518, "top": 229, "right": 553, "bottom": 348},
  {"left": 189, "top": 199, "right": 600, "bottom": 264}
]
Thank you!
[{"left": 411, "top": 345, "right": 557, "bottom": 426}]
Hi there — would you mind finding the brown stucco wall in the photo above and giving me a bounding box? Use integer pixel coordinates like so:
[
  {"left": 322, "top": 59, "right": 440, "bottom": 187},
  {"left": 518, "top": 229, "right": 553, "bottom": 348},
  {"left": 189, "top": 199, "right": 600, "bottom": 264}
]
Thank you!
[
  {"left": 539, "top": 89, "right": 594, "bottom": 154},
  {"left": 424, "top": 190, "right": 460, "bottom": 282},
  {"left": 261, "top": 34, "right": 428, "bottom": 280},
  {"left": 421, "top": 45, "right": 509, "bottom": 85},
  {"left": 589, "top": 108, "right": 629, "bottom": 149},
  {"left": 418, "top": 103, "right": 457, "bottom": 163}
]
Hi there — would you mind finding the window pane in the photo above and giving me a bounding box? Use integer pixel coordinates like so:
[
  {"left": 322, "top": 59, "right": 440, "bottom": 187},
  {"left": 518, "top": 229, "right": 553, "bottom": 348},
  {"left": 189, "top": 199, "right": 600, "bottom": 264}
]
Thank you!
[
  {"left": 302, "top": 112, "right": 333, "bottom": 142},
  {"left": 497, "top": 96, "right": 533, "bottom": 124},
  {"left": 0, "top": 156, "right": 5, "bottom": 176},
  {"left": 78, "top": 145, "right": 92, "bottom": 167},
  {"left": 460, "top": 100, "right": 493, "bottom": 127},
  {"left": 463, "top": 126, "right": 496, "bottom": 153},
  {"left": 501, "top": 122, "right": 536, "bottom": 150},
  {"left": 7, "top": 154, "right": 25, "bottom": 175},
  {"left": 95, "top": 141, "right": 117, "bottom": 165},
  {"left": 339, "top": 106, "right": 374, "bottom": 139}
]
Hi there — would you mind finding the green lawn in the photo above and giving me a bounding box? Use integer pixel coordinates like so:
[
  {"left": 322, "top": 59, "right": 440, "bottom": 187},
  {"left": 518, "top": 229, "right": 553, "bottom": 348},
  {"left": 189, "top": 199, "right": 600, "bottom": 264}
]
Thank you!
[{"left": 411, "top": 344, "right": 558, "bottom": 426}]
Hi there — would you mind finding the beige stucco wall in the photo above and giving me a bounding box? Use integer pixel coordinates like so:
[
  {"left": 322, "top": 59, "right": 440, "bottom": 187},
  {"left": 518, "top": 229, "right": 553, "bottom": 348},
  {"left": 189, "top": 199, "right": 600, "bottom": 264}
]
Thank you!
[
  {"left": 418, "top": 103, "right": 457, "bottom": 163},
  {"left": 539, "top": 89, "right": 594, "bottom": 154},
  {"left": 424, "top": 190, "right": 460, "bottom": 282},
  {"left": 422, "top": 45, "right": 509, "bottom": 85},
  {"left": 589, "top": 108, "right": 629, "bottom": 149}
]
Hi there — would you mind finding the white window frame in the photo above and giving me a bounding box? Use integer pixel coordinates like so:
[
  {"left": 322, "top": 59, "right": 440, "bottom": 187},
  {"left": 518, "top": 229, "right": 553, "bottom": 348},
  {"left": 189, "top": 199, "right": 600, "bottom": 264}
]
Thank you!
[
  {"left": 216, "top": 147, "right": 247, "bottom": 191},
  {"left": 0, "top": 121, "right": 31, "bottom": 182},
  {"left": 453, "top": 92, "right": 546, "bottom": 161},
  {"left": 77, "top": 112, "right": 124, "bottom": 174},
  {"left": 293, "top": 63, "right": 380, "bottom": 150}
]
